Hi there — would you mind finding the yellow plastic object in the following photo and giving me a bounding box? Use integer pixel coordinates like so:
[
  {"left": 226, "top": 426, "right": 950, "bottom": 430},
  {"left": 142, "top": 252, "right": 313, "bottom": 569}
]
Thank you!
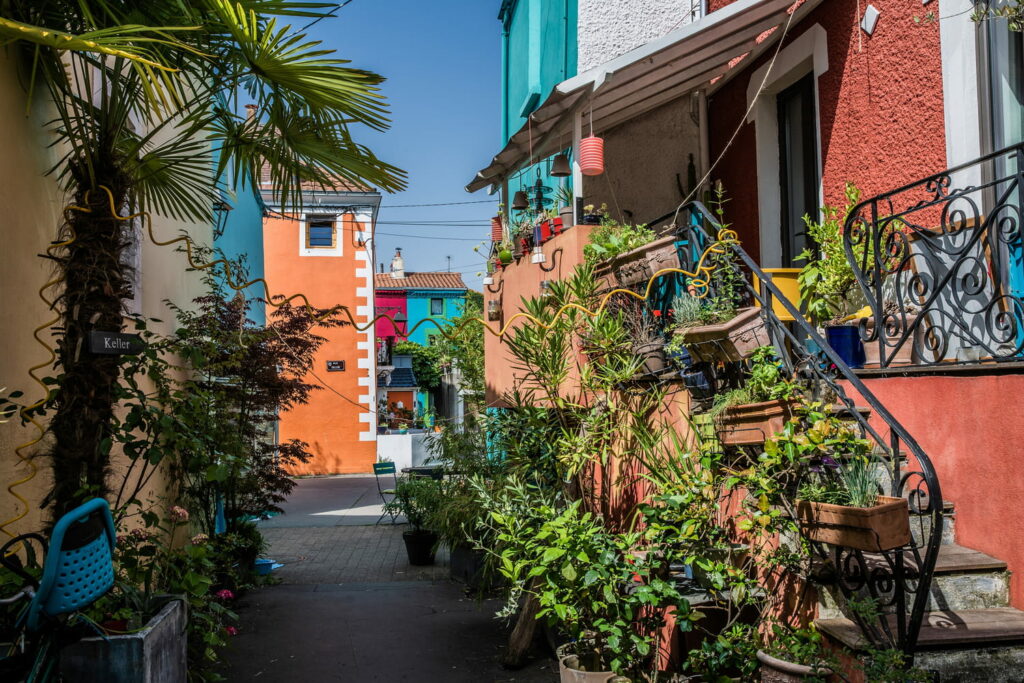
[{"left": 753, "top": 268, "right": 801, "bottom": 323}]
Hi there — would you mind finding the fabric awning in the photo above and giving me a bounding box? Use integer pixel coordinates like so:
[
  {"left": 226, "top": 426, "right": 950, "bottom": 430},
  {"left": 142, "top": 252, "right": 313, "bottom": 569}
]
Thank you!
[{"left": 466, "top": 0, "right": 821, "bottom": 193}]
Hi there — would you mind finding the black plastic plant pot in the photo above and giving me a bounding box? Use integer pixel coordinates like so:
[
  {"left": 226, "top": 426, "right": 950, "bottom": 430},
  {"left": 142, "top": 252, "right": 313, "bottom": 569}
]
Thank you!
[{"left": 402, "top": 529, "right": 438, "bottom": 566}]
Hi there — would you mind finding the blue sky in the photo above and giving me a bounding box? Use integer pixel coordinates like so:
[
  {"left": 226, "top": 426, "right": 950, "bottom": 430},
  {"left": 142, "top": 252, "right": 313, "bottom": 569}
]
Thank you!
[{"left": 308, "top": 0, "right": 502, "bottom": 289}]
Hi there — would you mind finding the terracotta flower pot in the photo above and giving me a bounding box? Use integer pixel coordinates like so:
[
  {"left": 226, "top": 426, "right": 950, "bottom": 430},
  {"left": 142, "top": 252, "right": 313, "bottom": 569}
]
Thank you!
[
  {"left": 862, "top": 314, "right": 919, "bottom": 368},
  {"left": 679, "top": 307, "right": 769, "bottom": 363},
  {"left": 717, "top": 399, "right": 795, "bottom": 446},
  {"left": 796, "top": 496, "right": 911, "bottom": 552},
  {"left": 634, "top": 340, "right": 668, "bottom": 378},
  {"left": 757, "top": 650, "right": 832, "bottom": 682},
  {"left": 559, "top": 206, "right": 574, "bottom": 229}
]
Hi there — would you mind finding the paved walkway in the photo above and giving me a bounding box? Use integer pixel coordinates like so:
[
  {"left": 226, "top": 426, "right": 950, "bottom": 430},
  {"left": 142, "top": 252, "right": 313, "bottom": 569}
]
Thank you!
[{"left": 221, "top": 476, "right": 555, "bottom": 682}]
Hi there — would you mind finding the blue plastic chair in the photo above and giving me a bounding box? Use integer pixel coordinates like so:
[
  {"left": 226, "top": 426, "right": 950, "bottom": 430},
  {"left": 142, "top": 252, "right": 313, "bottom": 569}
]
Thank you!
[{"left": 26, "top": 498, "right": 116, "bottom": 632}]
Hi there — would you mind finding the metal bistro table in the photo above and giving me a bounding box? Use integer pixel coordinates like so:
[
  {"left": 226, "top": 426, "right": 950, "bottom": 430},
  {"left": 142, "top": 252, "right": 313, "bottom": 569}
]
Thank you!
[{"left": 400, "top": 464, "right": 444, "bottom": 480}]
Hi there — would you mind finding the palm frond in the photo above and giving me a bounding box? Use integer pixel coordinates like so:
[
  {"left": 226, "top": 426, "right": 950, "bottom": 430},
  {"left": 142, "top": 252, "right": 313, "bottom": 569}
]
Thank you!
[{"left": 209, "top": 0, "right": 391, "bottom": 130}]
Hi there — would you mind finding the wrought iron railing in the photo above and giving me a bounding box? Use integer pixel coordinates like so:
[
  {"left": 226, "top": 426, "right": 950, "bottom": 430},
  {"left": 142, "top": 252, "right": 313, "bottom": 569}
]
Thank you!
[
  {"left": 664, "top": 202, "right": 944, "bottom": 662},
  {"left": 844, "top": 144, "right": 1024, "bottom": 367}
]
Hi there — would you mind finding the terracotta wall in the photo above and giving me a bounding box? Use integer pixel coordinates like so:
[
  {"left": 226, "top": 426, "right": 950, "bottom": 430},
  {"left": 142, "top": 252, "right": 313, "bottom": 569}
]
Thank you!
[
  {"left": 484, "top": 225, "right": 596, "bottom": 406},
  {"left": 707, "top": 0, "right": 947, "bottom": 256},
  {"left": 263, "top": 213, "right": 376, "bottom": 474},
  {"left": 844, "top": 373, "right": 1024, "bottom": 609}
]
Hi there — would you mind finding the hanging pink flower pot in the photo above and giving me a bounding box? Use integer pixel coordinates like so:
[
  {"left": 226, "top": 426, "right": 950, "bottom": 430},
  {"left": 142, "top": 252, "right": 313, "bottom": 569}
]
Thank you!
[{"left": 579, "top": 135, "right": 605, "bottom": 176}]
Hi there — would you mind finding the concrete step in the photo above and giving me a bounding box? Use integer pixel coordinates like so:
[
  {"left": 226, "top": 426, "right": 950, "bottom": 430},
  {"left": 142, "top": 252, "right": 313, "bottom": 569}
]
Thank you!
[
  {"left": 818, "top": 544, "right": 1008, "bottom": 618},
  {"left": 818, "top": 608, "right": 1024, "bottom": 681}
]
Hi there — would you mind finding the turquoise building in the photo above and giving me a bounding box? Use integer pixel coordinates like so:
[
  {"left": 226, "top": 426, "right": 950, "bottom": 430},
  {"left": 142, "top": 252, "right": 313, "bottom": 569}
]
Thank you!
[
  {"left": 214, "top": 161, "right": 267, "bottom": 325},
  {"left": 500, "top": 0, "right": 578, "bottom": 200},
  {"left": 375, "top": 250, "right": 468, "bottom": 420}
]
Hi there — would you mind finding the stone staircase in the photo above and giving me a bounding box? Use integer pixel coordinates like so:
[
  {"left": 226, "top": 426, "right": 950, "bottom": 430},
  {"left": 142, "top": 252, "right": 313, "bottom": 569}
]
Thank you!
[{"left": 815, "top": 504, "right": 1024, "bottom": 681}]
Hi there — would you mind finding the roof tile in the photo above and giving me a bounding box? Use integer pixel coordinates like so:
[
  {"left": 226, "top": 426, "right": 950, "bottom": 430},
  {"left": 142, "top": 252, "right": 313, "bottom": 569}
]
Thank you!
[{"left": 375, "top": 272, "right": 467, "bottom": 290}]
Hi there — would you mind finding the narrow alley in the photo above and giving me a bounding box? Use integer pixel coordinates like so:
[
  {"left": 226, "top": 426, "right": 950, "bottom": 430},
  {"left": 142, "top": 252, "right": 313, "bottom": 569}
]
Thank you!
[{"left": 221, "top": 477, "right": 555, "bottom": 682}]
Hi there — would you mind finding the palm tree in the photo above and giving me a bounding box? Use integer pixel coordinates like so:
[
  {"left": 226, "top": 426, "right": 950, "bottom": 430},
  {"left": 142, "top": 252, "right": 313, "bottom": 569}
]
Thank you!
[{"left": 0, "top": 0, "right": 406, "bottom": 517}]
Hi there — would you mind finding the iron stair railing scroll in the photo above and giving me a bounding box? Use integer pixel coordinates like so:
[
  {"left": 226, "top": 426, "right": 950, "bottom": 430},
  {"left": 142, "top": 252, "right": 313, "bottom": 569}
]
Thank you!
[
  {"left": 670, "top": 202, "right": 943, "bottom": 662},
  {"left": 843, "top": 143, "right": 1024, "bottom": 367}
]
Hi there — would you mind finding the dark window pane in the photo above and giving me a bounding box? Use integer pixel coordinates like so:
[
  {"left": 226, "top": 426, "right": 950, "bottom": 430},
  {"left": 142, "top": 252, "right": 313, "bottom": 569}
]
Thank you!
[
  {"left": 430, "top": 298, "right": 444, "bottom": 316},
  {"left": 308, "top": 221, "right": 333, "bottom": 247}
]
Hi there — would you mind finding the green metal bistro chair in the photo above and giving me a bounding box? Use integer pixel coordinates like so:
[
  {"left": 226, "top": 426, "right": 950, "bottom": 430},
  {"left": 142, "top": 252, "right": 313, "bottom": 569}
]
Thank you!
[{"left": 373, "top": 461, "right": 398, "bottom": 525}]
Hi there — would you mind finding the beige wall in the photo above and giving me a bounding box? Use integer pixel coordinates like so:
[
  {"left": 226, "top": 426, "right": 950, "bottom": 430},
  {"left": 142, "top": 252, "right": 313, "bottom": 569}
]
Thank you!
[
  {"left": 582, "top": 97, "right": 702, "bottom": 228},
  {"left": 0, "top": 53, "right": 214, "bottom": 535}
]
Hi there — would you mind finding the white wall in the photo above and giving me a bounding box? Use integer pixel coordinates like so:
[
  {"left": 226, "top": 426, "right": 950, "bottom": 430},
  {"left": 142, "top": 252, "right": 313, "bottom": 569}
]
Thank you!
[
  {"left": 577, "top": 0, "right": 702, "bottom": 72},
  {"left": 376, "top": 432, "right": 433, "bottom": 471}
]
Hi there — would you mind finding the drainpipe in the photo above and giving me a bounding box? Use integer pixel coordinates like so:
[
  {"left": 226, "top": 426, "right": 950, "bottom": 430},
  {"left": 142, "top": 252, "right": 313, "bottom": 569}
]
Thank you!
[
  {"left": 501, "top": 19, "right": 510, "bottom": 142},
  {"left": 698, "top": 89, "right": 710, "bottom": 197}
]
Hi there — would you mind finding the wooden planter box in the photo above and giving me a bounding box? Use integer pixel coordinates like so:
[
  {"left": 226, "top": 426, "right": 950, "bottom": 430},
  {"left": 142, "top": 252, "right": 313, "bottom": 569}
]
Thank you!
[
  {"left": 796, "top": 496, "right": 911, "bottom": 552},
  {"left": 679, "top": 307, "right": 769, "bottom": 363},
  {"left": 716, "top": 399, "right": 795, "bottom": 446},
  {"left": 606, "top": 234, "right": 681, "bottom": 288}
]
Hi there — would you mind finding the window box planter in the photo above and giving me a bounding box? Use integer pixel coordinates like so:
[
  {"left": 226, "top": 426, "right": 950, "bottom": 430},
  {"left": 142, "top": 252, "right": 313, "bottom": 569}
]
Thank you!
[
  {"left": 796, "top": 496, "right": 911, "bottom": 552},
  {"left": 60, "top": 597, "right": 187, "bottom": 683},
  {"left": 757, "top": 650, "right": 833, "bottom": 682},
  {"left": 605, "top": 235, "right": 682, "bottom": 288},
  {"left": 861, "top": 314, "right": 919, "bottom": 367},
  {"left": 678, "top": 307, "right": 770, "bottom": 363},
  {"left": 716, "top": 399, "right": 795, "bottom": 447}
]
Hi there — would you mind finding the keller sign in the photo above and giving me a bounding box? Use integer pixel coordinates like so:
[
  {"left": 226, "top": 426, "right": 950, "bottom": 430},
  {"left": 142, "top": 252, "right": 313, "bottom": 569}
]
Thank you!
[{"left": 88, "top": 331, "right": 144, "bottom": 355}]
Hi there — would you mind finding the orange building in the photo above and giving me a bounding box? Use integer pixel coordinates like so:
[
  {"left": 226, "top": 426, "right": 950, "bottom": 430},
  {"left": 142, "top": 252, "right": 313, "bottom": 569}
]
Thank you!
[{"left": 261, "top": 178, "right": 380, "bottom": 474}]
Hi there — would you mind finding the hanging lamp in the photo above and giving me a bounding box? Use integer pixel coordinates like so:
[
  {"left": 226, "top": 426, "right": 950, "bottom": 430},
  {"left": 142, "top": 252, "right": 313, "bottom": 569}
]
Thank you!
[
  {"left": 579, "top": 136, "right": 605, "bottom": 176},
  {"left": 511, "top": 190, "right": 529, "bottom": 211},
  {"left": 551, "top": 153, "right": 571, "bottom": 177}
]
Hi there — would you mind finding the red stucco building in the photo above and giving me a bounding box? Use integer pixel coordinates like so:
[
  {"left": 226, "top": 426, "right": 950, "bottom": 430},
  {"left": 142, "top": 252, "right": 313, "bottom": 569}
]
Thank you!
[{"left": 470, "top": 0, "right": 1024, "bottom": 676}]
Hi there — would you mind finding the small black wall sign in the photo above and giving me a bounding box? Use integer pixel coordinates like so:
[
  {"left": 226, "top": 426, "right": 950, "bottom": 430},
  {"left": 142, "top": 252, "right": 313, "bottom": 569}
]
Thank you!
[
  {"left": 326, "top": 360, "right": 346, "bottom": 372},
  {"left": 88, "top": 331, "right": 144, "bottom": 355}
]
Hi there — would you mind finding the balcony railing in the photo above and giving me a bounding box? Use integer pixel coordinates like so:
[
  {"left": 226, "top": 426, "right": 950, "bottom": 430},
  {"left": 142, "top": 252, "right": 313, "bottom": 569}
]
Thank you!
[
  {"left": 668, "top": 202, "right": 943, "bottom": 662},
  {"left": 844, "top": 144, "right": 1024, "bottom": 367}
]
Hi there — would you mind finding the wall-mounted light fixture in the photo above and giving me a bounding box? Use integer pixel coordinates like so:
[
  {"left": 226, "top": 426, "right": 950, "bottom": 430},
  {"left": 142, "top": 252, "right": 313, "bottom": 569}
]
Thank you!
[
  {"left": 482, "top": 275, "right": 494, "bottom": 286},
  {"left": 487, "top": 300, "right": 502, "bottom": 322}
]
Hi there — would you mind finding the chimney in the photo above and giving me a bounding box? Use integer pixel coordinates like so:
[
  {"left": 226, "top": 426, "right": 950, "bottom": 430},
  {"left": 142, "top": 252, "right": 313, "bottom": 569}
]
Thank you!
[
  {"left": 390, "top": 248, "right": 405, "bottom": 279},
  {"left": 245, "top": 104, "right": 257, "bottom": 119}
]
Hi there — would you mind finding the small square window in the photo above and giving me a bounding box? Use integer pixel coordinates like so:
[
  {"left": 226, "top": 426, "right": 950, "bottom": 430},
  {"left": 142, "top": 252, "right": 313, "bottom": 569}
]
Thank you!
[
  {"left": 430, "top": 298, "right": 444, "bottom": 316},
  {"left": 306, "top": 217, "right": 335, "bottom": 248}
]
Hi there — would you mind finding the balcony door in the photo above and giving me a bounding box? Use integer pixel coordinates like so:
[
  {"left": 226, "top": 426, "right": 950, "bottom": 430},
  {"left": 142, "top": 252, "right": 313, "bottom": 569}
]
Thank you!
[{"left": 777, "top": 73, "right": 820, "bottom": 267}]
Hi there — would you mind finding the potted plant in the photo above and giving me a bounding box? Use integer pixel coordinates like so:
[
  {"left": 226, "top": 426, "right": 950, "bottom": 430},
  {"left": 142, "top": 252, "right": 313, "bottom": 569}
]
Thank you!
[
  {"left": 385, "top": 476, "right": 443, "bottom": 565},
  {"left": 673, "top": 248, "right": 770, "bottom": 364},
  {"left": 756, "top": 625, "right": 836, "bottom": 682},
  {"left": 556, "top": 185, "right": 574, "bottom": 230},
  {"left": 795, "top": 455, "right": 910, "bottom": 552},
  {"left": 580, "top": 203, "right": 606, "bottom": 226},
  {"left": 584, "top": 218, "right": 657, "bottom": 286},
  {"left": 858, "top": 300, "right": 921, "bottom": 368},
  {"left": 797, "top": 183, "right": 867, "bottom": 369},
  {"left": 496, "top": 243, "right": 513, "bottom": 267},
  {"left": 711, "top": 346, "right": 799, "bottom": 447},
  {"left": 477, "top": 488, "right": 691, "bottom": 683}
]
